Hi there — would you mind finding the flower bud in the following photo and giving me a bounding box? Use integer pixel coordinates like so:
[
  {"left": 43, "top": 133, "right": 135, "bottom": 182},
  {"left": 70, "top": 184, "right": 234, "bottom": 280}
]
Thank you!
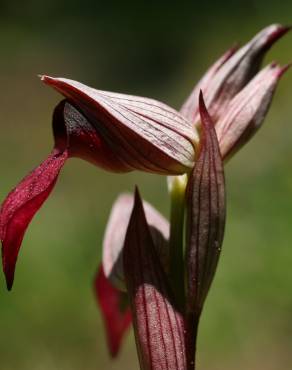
[
  {"left": 181, "top": 24, "right": 289, "bottom": 124},
  {"left": 216, "top": 63, "right": 290, "bottom": 159}
]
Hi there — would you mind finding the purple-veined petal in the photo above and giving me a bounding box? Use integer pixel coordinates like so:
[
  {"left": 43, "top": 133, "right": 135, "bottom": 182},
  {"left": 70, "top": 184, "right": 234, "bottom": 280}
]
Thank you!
[
  {"left": 94, "top": 265, "right": 132, "bottom": 357},
  {"left": 42, "top": 75, "right": 198, "bottom": 174},
  {"left": 216, "top": 63, "right": 290, "bottom": 159},
  {"left": 102, "top": 193, "right": 169, "bottom": 291},
  {"left": 181, "top": 24, "right": 289, "bottom": 124},
  {"left": 124, "top": 188, "right": 186, "bottom": 370},
  {"left": 180, "top": 46, "right": 238, "bottom": 123},
  {"left": 185, "top": 93, "right": 226, "bottom": 368}
]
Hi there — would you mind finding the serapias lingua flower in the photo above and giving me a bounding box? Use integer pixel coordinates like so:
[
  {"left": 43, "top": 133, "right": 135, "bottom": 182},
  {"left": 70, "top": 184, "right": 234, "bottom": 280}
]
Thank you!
[
  {"left": 0, "top": 21, "right": 289, "bottom": 370},
  {"left": 0, "top": 89, "right": 197, "bottom": 290},
  {"left": 0, "top": 25, "right": 290, "bottom": 368}
]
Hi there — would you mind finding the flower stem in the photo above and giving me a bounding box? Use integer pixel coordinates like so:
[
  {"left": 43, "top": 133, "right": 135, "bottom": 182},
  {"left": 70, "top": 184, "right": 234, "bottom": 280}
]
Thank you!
[{"left": 168, "top": 175, "right": 187, "bottom": 310}]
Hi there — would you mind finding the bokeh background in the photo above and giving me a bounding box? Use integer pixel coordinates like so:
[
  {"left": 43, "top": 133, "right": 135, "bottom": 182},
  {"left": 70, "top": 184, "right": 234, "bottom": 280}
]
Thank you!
[{"left": 0, "top": 1, "right": 291, "bottom": 369}]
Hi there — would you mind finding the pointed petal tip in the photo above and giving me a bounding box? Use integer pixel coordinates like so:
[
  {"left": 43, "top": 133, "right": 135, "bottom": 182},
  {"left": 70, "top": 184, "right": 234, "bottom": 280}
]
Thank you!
[
  {"left": 198, "top": 91, "right": 211, "bottom": 127},
  {"left": 269, "top": 61, "right": 291, "bottom": 78},
  {"left": 2, "top": 257, "right": 14, "bottom": 290},
  {"left": 229, "top": 43, "right": 240, "bottom": 55},
  {"left": 220, "top": 43, "right": 239, "bottom": 62},
  {"left": 198, "top": 90, "right": 207, "bottom": 115},
  {"left": 198, "top": 90, "right": 204, "bottom": 103},
  {"left": 2, "top": 244, "right": 15, "bottom": 291},
  {"left": 4, "top": 269, "right": 14, "bottom": 291},
  {"left": 40, "top": 75, "right": 57, "bottom": 86},
  {"left": 39, "top": 74, "right": 48, "bottom": 81},
  {"left": 275, "top": 24, "right": 291, "bottom": 34},
  {"left": 133, "top": 186, "right": 142, "bottom": 207},
  {"left": 265, "top": 24, "right": 291, "bottom": 48},
  {"left": 6, "top": 280, "right": 13, "bottom": 291},
  {"left": 277, "top": 63, "right": 291, "bottom": 78}
]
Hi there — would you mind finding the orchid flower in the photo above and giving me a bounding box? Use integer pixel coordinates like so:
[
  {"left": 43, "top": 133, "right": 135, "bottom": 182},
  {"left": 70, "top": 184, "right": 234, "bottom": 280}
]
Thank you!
[
  {"left": 0, "top": 23, "right": 290, "bottom": 370},
  {"left": 0, "top": 84, "right": 198, "bottom": 290}
]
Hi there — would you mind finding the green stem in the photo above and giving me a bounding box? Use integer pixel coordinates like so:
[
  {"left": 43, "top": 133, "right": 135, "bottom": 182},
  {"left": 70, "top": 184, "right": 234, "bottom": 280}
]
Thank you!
[{"left": 168, "top": 175, "right": 187, "bottom": 310}]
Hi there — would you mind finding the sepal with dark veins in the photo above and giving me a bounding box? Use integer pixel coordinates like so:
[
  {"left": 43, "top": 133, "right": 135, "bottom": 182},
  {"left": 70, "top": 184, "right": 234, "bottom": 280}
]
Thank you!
[
  {"left": 185, "top": 93, "right": 226, "bottom": 368},
  {"left": 124, "top": 189, "right": 186, "bottom": 370}
]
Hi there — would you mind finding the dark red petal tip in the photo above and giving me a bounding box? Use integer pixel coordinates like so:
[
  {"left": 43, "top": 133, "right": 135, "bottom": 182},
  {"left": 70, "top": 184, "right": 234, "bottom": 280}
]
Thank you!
[
  {"left": 0, "top": 150, "right": 68, "bottom": 290},
  {"left": 276, "top": 63, "right": 291, "bottom": 78},
  {"left": 266, "top": 24, "right": 291, "bottom": 46},
  {"left": 198, "top": 91, "right": 213, "bottom": 132}
]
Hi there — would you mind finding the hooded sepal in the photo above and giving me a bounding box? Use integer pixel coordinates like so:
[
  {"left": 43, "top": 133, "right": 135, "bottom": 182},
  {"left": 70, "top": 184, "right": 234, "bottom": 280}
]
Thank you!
[
  {"left": 42, "top": 75, "right": 198, "bottom": 174},
  {"left": 94, "top": 265, "right": 132, "bottom": 357},
  {"left": 185, "top": 93, "right": 226, "bottom": 367},
  {"left": 124, "top": 188, "right": 187, "bottom": 370}
]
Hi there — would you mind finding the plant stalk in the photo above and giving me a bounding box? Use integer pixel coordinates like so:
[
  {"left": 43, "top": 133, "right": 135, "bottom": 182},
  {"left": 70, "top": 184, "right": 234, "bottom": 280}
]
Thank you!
[{"left": 168, "top": 175, "right": 187, "bottom": 310}]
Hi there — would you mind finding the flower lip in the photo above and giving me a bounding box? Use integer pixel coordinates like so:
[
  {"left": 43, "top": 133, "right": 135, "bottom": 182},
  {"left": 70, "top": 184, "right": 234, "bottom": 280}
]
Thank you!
[
  {"left": 41, "top": 75, "right": 197, "bottom": 174},
  {"left": 1, "top": 150, "right": 68, "bottom": 290}
]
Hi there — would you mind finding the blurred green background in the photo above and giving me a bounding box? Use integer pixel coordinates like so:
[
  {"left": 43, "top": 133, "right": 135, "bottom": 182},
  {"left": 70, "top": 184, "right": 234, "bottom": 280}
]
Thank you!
[{"left": 0, "top": 1, "right": 291, "bottom": 369}]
